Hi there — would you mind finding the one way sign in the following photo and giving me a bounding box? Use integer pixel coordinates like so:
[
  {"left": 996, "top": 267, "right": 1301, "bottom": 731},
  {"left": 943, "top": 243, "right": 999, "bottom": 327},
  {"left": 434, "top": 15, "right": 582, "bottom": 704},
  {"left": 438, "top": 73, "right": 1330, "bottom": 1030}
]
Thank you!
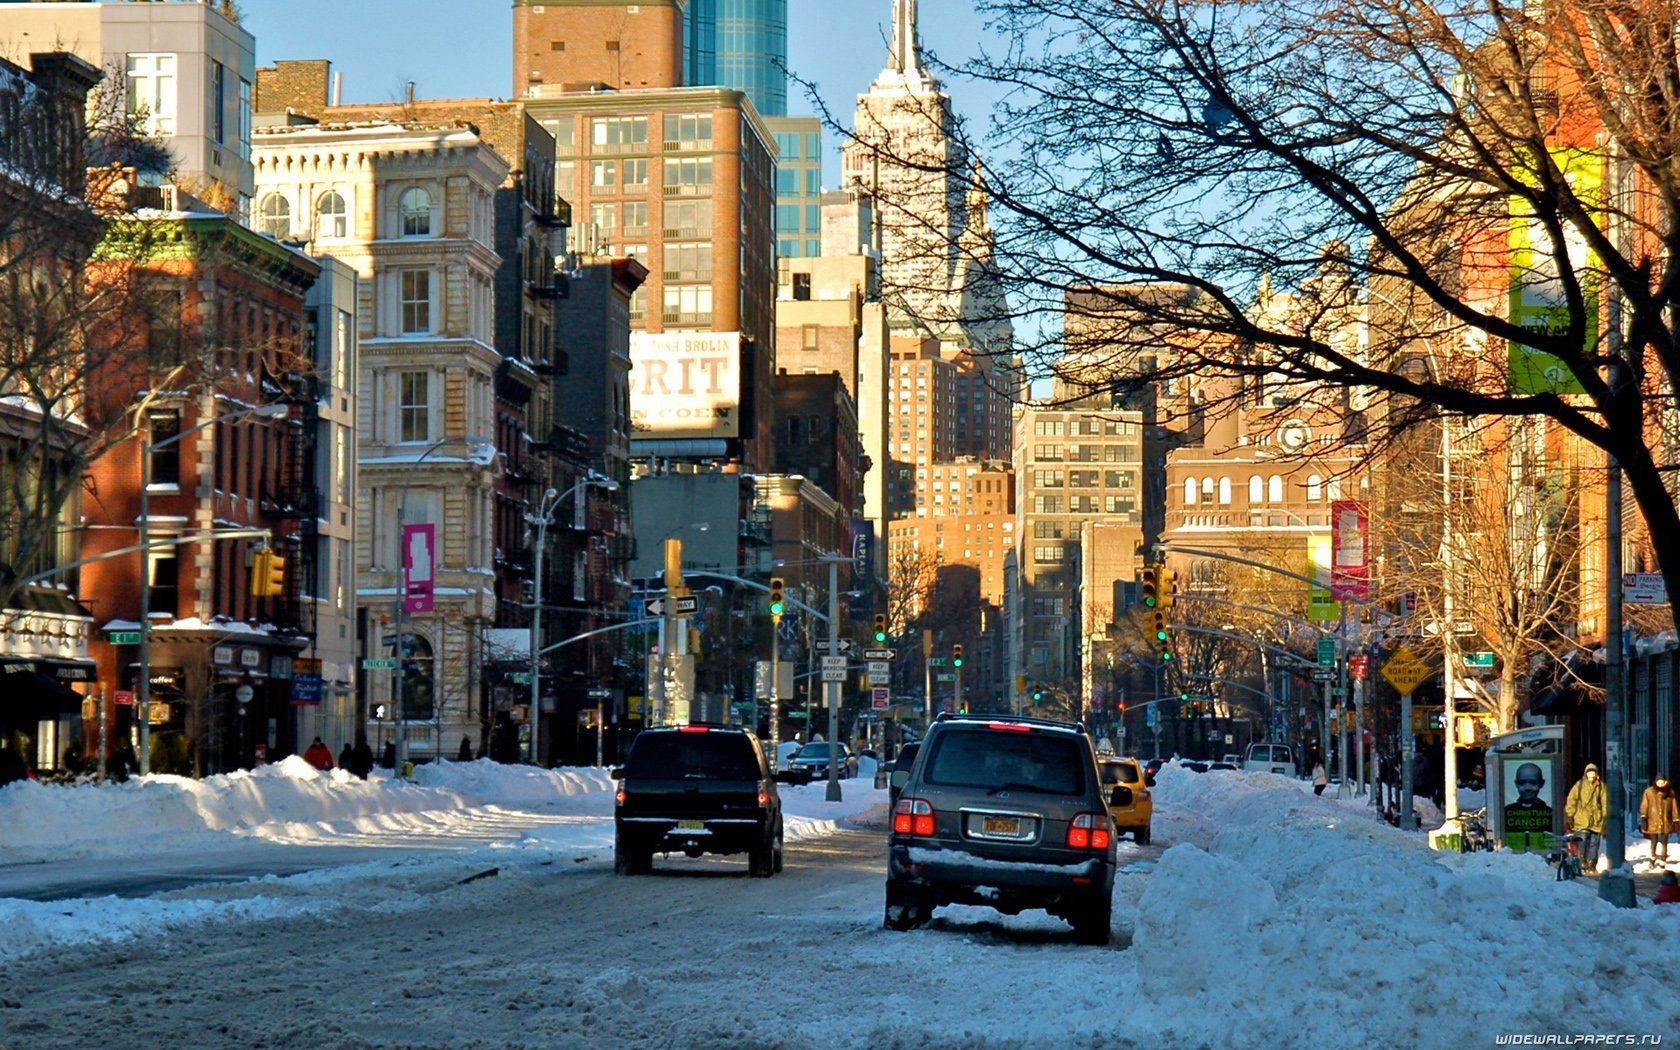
[{"left": 645, "top": 594, "right": 698, "bottom": 616}]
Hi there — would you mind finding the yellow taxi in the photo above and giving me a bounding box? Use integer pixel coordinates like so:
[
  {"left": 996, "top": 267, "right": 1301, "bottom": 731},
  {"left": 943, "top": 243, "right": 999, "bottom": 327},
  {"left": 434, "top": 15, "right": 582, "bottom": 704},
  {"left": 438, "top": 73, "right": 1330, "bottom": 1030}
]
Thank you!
[{"left": 1099, "top": 757, "right": 1153, "bottom": 845}]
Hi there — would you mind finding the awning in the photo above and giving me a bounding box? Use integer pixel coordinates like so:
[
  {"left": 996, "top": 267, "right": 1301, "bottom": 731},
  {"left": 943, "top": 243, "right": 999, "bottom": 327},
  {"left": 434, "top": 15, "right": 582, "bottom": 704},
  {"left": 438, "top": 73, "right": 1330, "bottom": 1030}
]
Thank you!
[
  {"left": 0, "top": 655, "right": 96, "bottom": 682},
  {"left": 0, "top": 659, "right": 88, "bottom": 718},
  {"left": 3, "top": 586, "right": 94, "bottom": 619}
]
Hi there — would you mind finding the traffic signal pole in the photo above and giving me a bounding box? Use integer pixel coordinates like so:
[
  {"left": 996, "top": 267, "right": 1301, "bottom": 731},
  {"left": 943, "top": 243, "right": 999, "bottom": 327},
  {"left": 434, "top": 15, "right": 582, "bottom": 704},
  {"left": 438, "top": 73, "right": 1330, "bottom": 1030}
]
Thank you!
[{"left": 825, "top": 555, "right": 842, "bottom": 802}]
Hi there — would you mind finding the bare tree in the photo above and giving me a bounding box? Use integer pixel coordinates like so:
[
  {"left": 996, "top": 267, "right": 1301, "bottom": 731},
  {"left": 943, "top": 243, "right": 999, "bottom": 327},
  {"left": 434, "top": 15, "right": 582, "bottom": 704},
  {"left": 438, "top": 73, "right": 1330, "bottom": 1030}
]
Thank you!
[{"left": 830, "top": 0, "right": 1680, "bottom": 629}]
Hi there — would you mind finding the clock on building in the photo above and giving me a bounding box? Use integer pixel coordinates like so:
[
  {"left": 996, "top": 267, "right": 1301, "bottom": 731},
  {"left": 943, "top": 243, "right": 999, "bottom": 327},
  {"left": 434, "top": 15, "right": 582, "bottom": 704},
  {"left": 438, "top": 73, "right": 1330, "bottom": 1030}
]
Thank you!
[{"left": 1276, "top": 420, "right": 1311, "bottom": 453}]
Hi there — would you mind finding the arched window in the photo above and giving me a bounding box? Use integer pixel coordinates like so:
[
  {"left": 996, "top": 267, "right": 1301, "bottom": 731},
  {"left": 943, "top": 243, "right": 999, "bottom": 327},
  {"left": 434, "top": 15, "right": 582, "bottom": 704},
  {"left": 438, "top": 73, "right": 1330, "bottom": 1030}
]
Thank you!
[
  {"left": 1218, "top": 477, "right": 1232, "bottom": 505},
  {"left": 1268, "top": 475, "right": 1283, "bottom": 503},
  {"left": 1183, "top": 477, "right": 1196, "bottom": 506},
  {"left": 315, "top": 190, "right": 347, "bottom": 238},
  {"left": 1249, "top": 475, "right": 1263, "bottom": 505},
  {"left": 1328, "top": 476, "right": 1344, "bottom": 501},
  {"left": 257, "top": 193, "right": 290, "bottom": 239},
  {"left": 1306, "top": 474, "right": 1323, "bottom": 502},
  {"left": 1200, "top": 477, "right": 1214, "bottom": 504},
  {"left": 399, "top": 187, "right": 431, "bottom": 236}
]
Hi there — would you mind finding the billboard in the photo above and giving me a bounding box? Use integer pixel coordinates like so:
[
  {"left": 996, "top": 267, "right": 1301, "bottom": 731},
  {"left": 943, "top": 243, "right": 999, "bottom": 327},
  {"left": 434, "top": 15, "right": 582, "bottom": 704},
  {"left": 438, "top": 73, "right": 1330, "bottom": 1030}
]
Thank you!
[
  {"left": 1330, "top": 500, "right": 1369, "bottom": 600},
  {"left": 1508, "top": 148, "right": 1596, "bottom": 396},
  {"left": 629, "top": 331, "right": 741, "bottom": 440}
]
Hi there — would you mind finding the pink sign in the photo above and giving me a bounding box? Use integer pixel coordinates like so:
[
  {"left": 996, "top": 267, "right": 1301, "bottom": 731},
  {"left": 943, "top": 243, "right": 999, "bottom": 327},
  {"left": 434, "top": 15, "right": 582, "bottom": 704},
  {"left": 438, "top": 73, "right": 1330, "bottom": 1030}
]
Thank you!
[
  {"left": 1331, "top": 500, "right": 1368, "bottom": 600},
  {"left": 403, "top": 523, "right": 435, "bottom": 613}
]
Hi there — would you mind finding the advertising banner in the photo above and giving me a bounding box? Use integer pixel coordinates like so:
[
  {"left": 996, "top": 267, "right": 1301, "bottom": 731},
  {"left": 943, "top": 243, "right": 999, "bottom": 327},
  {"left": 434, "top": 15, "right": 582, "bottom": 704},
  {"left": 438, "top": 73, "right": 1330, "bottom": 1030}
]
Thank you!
[
  {"left": 1508, "top": 148, "right": 1597, "bottom": 396},
  {"left": 1330, "top": 500, "right": 1369, "bottom": 600},
  {"left": 403, "top": 523, "right": 435, "bottom": 614},
  {"left": 1307, "top": 534, "right": 1338, "bottom": 622},
  {"left": 629, "top": 332, "right": 741, "bottom": 440}
]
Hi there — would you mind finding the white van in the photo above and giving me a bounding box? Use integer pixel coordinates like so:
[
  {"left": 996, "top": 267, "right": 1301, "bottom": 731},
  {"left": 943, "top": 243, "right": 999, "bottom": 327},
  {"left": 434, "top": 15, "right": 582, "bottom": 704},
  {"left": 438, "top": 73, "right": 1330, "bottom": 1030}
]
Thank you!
[{"left": 1243, "top": 743, "right": 1294, "bottom": 776}]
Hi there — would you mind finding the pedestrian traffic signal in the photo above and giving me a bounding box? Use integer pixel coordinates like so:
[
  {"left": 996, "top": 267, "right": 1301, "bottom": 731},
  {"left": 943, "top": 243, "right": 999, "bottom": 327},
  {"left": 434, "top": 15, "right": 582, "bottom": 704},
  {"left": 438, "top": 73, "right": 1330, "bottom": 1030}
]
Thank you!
[
  {"left": 768, "top": 577, "right": 785, "bottom": 618},
  {"left": 249, "top": 549, "right": 285, "bottom": 597},
  {"left": 873, "top": 614, "right": 888, "bottom": 644},
  {"left": 1140, "top": 564, "right": 1160, "bottom": 609},
  {"left": 951, "top": 643, "right": 964, "bottom": 668}
]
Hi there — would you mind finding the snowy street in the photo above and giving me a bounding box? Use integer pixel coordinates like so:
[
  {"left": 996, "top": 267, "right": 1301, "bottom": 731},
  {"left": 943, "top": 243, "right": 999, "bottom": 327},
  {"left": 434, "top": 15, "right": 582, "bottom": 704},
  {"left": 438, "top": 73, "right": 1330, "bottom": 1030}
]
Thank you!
[{"left": 3, "top": 759, "right": 1679, "bottom": 1048}]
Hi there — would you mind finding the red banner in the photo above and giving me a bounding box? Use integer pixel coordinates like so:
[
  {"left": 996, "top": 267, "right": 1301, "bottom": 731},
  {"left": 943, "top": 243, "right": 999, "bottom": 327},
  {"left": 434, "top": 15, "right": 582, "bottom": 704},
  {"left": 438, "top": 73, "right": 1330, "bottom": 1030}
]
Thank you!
[
  {"left": 403, "top": 523, "right": 435, "bottom": 613},
  {"left": 1331, "top": 500, "right": 1368, "bottom": 600}
]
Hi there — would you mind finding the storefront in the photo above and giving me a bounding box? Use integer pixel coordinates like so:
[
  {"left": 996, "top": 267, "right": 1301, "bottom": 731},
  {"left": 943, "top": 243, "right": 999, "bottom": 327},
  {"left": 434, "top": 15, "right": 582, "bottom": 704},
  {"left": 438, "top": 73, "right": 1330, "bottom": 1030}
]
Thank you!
[{"left": 0, "top": 586, "right": 97, "bottom": 773}]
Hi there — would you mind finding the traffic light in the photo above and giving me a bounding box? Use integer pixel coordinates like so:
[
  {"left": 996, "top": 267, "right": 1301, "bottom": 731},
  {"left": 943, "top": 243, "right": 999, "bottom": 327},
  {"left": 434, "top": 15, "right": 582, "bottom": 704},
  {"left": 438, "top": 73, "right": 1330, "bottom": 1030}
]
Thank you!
[
  {"left": 952, "top": 643, "right": 964, "bottom": 668},
  {"left": 1032, "top": 685, "right": 1043, "bottom": 703},
  {"left": 1150, "top": 609, "right": 1169, "bottom": 645},
  {"left": 1140, "top": 564, "right": 1160, "bottom": 609},
  {"left": 1160, "top": 567, "right": 1177, "bottom": 608},
  {"left": 768, "top": 577, "right": 785, "bottom": 618},
  {"left": 249, "top": 549, "right": 285, "bottom": 597},
  {"left": 873, "top": 614, "right": 888, "bottom": 644}
]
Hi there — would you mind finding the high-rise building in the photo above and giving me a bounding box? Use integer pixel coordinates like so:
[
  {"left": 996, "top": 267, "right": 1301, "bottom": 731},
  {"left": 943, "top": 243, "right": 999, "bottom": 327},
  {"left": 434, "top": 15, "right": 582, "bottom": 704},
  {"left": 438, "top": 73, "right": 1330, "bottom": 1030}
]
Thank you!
[
  {"left": 685, "top": 0, "right": 787, "bottom": 117},
  {"left": 767, "top": 115, "right": 823, "bottom": 258},
  {"left": 513, "top": 0, "right": 685, "bottom": 95},
  {"left": 886, "top": 336, "right": 1012, "bottom": 519},
  {"left": 0, "top": 0, "right": 255, "bottom": 207}
]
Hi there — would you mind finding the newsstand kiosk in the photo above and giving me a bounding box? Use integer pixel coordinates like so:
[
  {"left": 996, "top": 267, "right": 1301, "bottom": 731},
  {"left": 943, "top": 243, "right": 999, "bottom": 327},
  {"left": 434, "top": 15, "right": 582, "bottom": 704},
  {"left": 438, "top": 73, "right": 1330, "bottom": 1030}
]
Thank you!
[{"left": 1486, "top": 725, "right": 1566, "bottom": 853}]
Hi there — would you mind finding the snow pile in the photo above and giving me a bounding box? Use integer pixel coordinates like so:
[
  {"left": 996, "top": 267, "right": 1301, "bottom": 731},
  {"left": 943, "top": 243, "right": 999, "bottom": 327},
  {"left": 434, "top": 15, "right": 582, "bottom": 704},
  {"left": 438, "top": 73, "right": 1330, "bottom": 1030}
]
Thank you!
[{"left": 1123, "top": 766, "right": 1680, "bottom": 1046}]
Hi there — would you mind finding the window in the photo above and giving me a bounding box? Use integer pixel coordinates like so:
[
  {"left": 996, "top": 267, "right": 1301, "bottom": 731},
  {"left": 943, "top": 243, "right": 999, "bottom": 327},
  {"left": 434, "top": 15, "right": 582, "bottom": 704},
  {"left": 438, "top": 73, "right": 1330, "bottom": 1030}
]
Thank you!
[
  {"left": 806, "top": 169, "right": 821, "bottom": 195},
  {"left": 1035, "top": 469, "right": 1064, "bottom": 489},
  {"left": 792, "top": 272, "right": 811, "bottom": 300},
  {"left": 590, "top": 160, "right": 617, "bottom": 190},
  {"left": 257, "top": 193, "right": 290, "bottom": 238},
  {"left": 1268, "top": 476, "right": 1284, "bottom": 503},
  {"left": 1219, "top": 477, "right": 1232, "bottom": 505},
  {"left": 1249, "top": 476, "right": 1264, "bottom": 505},
  {"left": 663, "top": 157, "right": 712, "bottom": 195},
  {"left": 664, "top": 113, "right": 713, "bottom": 148},
  {"left": 777, "top": 168, "right": 798, "bottom": 195},
  {"left": 399, "top": 269, "right": 431, "bottom": 333},
  {"left": 315, "top": 191, "right": 347, "bottom": 239},
  {"left": 212, "top": 61, "right": 226, "bottom": 144},
  {"left": 126, "top": 53, "right": 177, "bottom": 135},
  {"left": 399, "top": 187, "right": 431, "bottom": 236},
  {"left": 589, "top": 202, "right": 617, "bottom": 237},
  {"left": 622, "top": 201, "right": 648, "bottom": 236},
  {"left": 662, "top": 284, "right": 712, "bottom": 324},
  {"left": 398, "top": 371, "right": 430, "bottom": 442},
  {"left": 622, "top": 158, "right": 650, "bottom": 190},
  {"left": 1183, "top": 478, "right": 1196, "bottom": 506},
  {"left": 1327, "top": 477, "right": 1343, "bottom": 500},
  {"left": 1201, "top": 477, "right": 1214, "bottom": 504},
  {"left": 1033, "top": 521, "right": 1064, "bottom": 539},
  {"left": 146, "top": 410, "right": 181, "bottom": 487},
  {"left": 663, "top": 241, "right": 712, "bottom": 282},
  {"left": 238, "top": 78, "right": 252, "bottom": 160},
  {"left": 664, "top": 199, "right": 712, "bottom": 236},
  {"left": 591, "top": 116, "right": 647, "bottom": 152},
  {"left": 805, "top": 132, "right": 820, "bottom": 159},
  {"left": 776, "top": 204, "right": 800, "bottom": 231},
  {"left": 148, "top": 546, "right": 179, "bottom": 617},
  {"left": 802, "top": 324, "right": 819, "bottom": 350}
]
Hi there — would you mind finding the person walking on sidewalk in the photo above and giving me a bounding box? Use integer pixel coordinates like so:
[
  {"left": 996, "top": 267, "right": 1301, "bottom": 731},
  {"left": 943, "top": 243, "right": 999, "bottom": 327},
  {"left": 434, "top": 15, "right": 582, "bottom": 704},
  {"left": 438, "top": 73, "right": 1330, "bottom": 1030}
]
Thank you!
[
  {"left": 1312, "top": 757, "right": 1329, "bottom": 797},
  {"left": 302, "top": 736, "right": 336, "bottom": 772},
  {"left": 1640, "top": 774, "right": 1678, "bottom": 867},
  {"left": 1564, "top": 763, "right": 1608, "bottom": 873}
]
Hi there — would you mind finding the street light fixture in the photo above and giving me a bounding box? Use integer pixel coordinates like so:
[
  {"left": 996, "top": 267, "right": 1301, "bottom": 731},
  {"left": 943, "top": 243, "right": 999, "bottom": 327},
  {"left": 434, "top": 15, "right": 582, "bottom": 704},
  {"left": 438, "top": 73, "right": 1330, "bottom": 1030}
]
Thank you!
[
  {"left": 137, "top": 400, "right": 289, "bottom": 775},
  {"left": 528, "top": 474, "right": 618, "bottom": 766}
]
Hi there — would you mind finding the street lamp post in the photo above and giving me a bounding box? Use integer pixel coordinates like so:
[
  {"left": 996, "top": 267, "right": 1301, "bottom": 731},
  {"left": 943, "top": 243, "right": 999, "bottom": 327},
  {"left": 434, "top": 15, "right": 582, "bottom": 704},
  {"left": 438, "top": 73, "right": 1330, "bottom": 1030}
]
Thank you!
[
  {"left": 528, "top": 475, "right": 617, "bottom": 766},
  {"left": 137, "top": 400, "right": 289, "bottom": 776}
]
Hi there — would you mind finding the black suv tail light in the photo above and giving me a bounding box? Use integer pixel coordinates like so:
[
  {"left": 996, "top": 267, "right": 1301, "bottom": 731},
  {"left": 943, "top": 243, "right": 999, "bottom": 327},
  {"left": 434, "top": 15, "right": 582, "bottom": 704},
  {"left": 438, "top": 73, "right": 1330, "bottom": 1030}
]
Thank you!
[
  {"left": 1066, "top": 813, "right": 1111, "bottom": 851},
  {"left": 893, "top": 797, "right": 935, "bottom": 836}
]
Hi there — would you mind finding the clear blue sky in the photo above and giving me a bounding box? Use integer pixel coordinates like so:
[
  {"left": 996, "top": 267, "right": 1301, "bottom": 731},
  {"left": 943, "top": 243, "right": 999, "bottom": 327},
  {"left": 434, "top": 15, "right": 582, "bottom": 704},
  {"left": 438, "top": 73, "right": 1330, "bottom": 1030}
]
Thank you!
[{"left": 243, "top": 0, "right": 994, "bottom": 189}]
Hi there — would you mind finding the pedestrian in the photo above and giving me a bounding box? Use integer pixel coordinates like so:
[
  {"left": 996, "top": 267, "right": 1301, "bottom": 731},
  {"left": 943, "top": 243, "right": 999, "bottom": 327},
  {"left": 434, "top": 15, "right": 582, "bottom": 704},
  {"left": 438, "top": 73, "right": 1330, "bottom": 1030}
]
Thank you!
[
  {"left": 1656, "top": 872, "right": 1680, "bottom": 905},
  {"left": 0, "top": 739, "right": 27, "bottom": 787},
  {"left": 381, "top": 740, "right": 396, "bottom": 769},
  {"left": 1640, "top": 774, "right": 1679, "bottom": 867},
  {"left": 302, "top": 736, "right": 335, "bottom": 772},
  {"left": 456, "top": 735, "right": 473, "bottom": 762},
  {"left": 1312, "top": 757, "right": 1329, "bottom": 797},
  {"left": 338, "top": 741, "right": 354, "bottom": 770},
  {"left": 349, "top": 733, "right": 374, "bottom": 780},
  {"left": 1564, "top": 763, "right": 1609, "bottom": 874}
]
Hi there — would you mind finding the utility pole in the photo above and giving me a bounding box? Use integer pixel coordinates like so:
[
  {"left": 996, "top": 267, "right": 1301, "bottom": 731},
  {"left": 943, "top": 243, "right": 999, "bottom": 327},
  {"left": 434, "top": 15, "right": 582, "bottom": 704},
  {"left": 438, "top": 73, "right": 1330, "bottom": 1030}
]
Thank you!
[
  {"left": 922, "top": 628, "right": 933, "bottom": 728},
  {"left": 825, "top": 554, "right": 842, "bottom": 803},
  {"left": 1442, "top": 413, "right": 1460, "bottom": 823}
]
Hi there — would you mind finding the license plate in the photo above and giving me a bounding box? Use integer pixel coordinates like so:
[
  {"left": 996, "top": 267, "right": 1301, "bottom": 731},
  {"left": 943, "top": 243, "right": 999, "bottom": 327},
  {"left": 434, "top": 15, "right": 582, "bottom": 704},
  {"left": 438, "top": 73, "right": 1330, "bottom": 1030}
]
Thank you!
[
  {"left": 676, "top": 820, "right": 705, "bottom": 831},
  {"left": 982, "top": 816, "right": 1020, "bottom": 835}
]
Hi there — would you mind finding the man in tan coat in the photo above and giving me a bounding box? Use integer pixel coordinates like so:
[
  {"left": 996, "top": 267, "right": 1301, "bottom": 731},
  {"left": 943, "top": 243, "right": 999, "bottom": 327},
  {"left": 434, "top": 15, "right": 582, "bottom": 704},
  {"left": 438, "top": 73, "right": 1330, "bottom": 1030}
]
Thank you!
[
  {"left": 1564, "top": 763, "right": 1608, "bottom": 873},
  {"left": 1640, "top": 774, "right": 1678, "bottom": 866}
]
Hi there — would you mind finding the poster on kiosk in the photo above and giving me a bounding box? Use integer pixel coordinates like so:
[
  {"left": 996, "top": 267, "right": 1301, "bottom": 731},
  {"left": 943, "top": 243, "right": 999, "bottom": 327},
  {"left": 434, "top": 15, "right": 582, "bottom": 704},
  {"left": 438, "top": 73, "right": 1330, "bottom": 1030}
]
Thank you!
[{"left": 1487, "top": 726, "right": 1565, "bottom": 853}]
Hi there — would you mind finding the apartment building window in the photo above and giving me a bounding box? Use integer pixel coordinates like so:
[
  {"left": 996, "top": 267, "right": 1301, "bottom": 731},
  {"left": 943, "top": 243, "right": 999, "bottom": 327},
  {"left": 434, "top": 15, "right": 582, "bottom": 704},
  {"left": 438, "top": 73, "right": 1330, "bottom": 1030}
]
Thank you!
[
  {"left": 806, "top": 169, "right": 821, "bottom": 195},
  {"left": 212, "top": 61, "right": 226, "bottom": 144},
  {"left": 315, "top": 191, "right": 347, "bottom": 239},
  {"left": 664, "top": 199, "right": 712, "bottom": 236},
  {"left": 1035, "top": 469, "right": 1064, "bottom": 488},
  {"left": 589, "top": 202, "right": 617, "bottom": 240},
  {"left": 399, "top": 187, "right": 432, "bottom": 236},
  {"left": 802, "top": 325, "right": 819, "bottom": 350},
  {"left": 776, "top": 204, "right": 800, "bottom": 232},
  {"left": 1033, "top": 545, "right": 1065, "bottom": 563},
  {"left": 126, "top": 53, "right": 177, "bottom": 135},
  {"left": 777, "top": 168, "right": 798, "bottom": 195},
  {"left": 1034, "top": 444, "right": 1062, "bottom": 462},
  {"left": 1327, "top": 477, "right": 1343, "bottom": 500},
  {"left": 146, "top": 409, "right": 182, "bottom": 487},
  {"left": 257, "top": 193, "right": 290, "bottom": 239},
  {"left": 662, "top": 284, "right": 712, "bottom": 325},
  {"left": 399, "top": 269, "right": 431, "bottom": 334},
  {"left": 398, "top": 371, "right": 430, "bottom": 442},
  {"left": 1105, "top": 496, "right": 1135, "bottom": 514},
  {"left": 590, "top": 160, "right": 617, "bottom": 191},
  {"left": 663, "top": 113, "right": 713, "bottom": 150},
  {"left": 592, "top": 115, "right": 647, "bottom": 152},
  {"left": 1032, "top": 495, "right": 1063, "bottom": 514},
  {"left": 548, "top": 118, "right": 575, "bottom": 150},
  {"left": 622, "top": 158, "right": 650, "bottom": 191},
  {"left": 1070, "top": 470, "right": 1099, "bottom": 488},
  {"left": 628, "top": 285, "right": 647, "bottom": 322},
  {"left": 1071, "top": 495, "right": 1099, "bottom": 513},
  {"left": 238, "top": 78, "right": 252, "bottom": 160},
  {"left": 663, "top": 157, "right": 713, "bottom": 195},
  {"left": 792, "top": 272, "right": 812, "bottom": 300},
  {"left": 622, "top": 201, "right": 648, "bottom": 237},
  {"left": 664, "top": 242, "right": 712, "bottom": 282},
  {"left": 148, "top": 546, "right": 179, "bottom": 617},
  {"left": 1033, "top": 521, "right": 1063, "bottom": 539}
]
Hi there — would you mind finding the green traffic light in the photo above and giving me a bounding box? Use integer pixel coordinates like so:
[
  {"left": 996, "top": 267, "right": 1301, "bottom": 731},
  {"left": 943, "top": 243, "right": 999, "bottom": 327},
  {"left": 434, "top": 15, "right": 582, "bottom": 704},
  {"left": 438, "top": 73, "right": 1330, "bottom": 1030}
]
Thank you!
[
  {"left": 769, "top": 601, "right": 784, "bottom": 615},
  {"left": 874, "top": 630, "right": 887, "bottom": 643},
  {"left": 1143, "top": 596, "right": 1157, "bottom": 608},
  {"left": 1155, "top": 629, "right": 1168, "bottom": 642}
]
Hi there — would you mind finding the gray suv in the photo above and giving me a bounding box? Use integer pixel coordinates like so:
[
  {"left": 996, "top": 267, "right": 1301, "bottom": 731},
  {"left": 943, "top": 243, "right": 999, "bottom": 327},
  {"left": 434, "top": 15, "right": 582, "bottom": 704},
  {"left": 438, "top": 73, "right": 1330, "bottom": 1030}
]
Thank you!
[{"left": 884, "top": 713, "right": 1116, "bottom": 945}]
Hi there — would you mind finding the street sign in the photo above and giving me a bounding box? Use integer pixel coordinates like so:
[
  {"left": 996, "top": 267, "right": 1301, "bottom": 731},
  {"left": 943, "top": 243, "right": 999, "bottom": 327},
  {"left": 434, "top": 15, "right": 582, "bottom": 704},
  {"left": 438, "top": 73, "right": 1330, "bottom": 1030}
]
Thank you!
[
  {"left": 114, "top": 690, "right": 135, "bottom": 706},
  {"left": 814, "top": 639, "right": 854, "bottom": 653},
  {"left": 1625, "top": 573, "right": 1669, "bottom": 605},
  {"left": 1317, "top": 638, "right": 1337, "bottom": 668},
  {"left": 586, "top": 687, "right": 612, "bottom": 699},
  {"left": 935, "top": 673, "right": 956, "bottom": 682},
  {"left": 1311, "top": 669, "right": 1337, "bottom": 682},
  {"left": 362, "top": 658, "right": 398, "bottom": 670},
  {"left": 1348, "top": 654, "right": 1368, "bottom": 681},
  {"left": 108, "top": 631, "right": 141, "bottom": 646},
  {"left": 871, "top": 687, "right": 890, "bottom": 710},
  {"left": 863, "top": 648, "right": 894, "bottom": 661},
  {"left": 867, "top": 660, "right": 889, "bottom": 677},
  {"left": 1463, "top": 652, "right": 1496, "bottom": 668},
  {"left": 927, "top": 657, "right": 948, "bottom": 667},
  {"left": 511, "top": 672, "right": 533, "bottom": 685},
  {"left": 1454, "top": 621, "right": 1477, "bottom": 635},
  {"left": 1381, "top": 645, "right": 1433, "bottom": 696},
  {"left": 644, "top": 594, "right": 698, "bottom": 616},
  {"left": 821, "top": 655, "right": 847, "bottom": 682}
]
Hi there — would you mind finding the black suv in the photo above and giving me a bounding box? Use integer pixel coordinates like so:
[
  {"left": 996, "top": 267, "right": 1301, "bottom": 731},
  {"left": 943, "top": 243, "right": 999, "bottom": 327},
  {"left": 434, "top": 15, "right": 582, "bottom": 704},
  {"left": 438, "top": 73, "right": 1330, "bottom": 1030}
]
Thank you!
[
  {"left": 612, "top": 723, "right": 797, "bottom": 877},
  {"left": 885, "top": 713, "right": 1116, "bottom": 944}
]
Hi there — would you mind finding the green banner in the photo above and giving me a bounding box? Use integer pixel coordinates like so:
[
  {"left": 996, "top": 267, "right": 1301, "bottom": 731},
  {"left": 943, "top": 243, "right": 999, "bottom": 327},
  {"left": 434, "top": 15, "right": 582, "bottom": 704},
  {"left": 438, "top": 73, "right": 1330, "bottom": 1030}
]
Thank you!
[
  {"left": 1507, "top": 148, "right": 1598, "bottom": 396},
  {"left": 1308, "top": 534, "right": 1339, "bottom": 622}
]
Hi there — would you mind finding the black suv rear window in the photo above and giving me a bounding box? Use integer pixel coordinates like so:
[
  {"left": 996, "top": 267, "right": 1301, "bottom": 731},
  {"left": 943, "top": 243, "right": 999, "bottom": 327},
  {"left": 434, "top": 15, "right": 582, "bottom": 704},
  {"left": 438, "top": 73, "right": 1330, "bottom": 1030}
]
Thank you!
[
  {"left": 924, "top": 729, "right": 1087, "bottom": 795},
  {"left": 625, "top": 732, "right": 761, "bottom": 780}
]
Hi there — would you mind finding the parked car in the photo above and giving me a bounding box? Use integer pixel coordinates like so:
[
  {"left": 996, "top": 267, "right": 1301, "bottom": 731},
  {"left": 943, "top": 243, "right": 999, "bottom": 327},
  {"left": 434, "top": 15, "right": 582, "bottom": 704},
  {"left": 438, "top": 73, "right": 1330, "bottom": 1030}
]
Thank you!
[
  {"left": 887, "top": 741, "right": 922, "bottom": 805},
  {"left": 1098, "top": 757, "right": 1153, "bottom": 845},
  {"left": 788, "top": 741, "right": 858, "bottom": 780},
  {"left": 1243, "top": 743, "right": 1294, "bottom": 776},
  {"left": 611, "top": 723, "right": 801, "bottom": 877},
  {"left": 1144, "top": 757, "right": 1168, "bottom": 780},
  {"left": 884, "top": 713, "right": 1116, "bottom": 945}
]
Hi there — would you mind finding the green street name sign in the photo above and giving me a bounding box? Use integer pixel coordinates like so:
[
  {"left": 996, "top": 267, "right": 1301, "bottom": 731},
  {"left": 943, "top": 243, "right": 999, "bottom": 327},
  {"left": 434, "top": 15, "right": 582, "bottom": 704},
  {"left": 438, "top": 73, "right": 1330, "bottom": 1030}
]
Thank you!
[
  {"left": 1464, "top": 652, "right": 1496, "bottom": 668},
  {"left": 108, "top": 632, "right": 142, "bottom": 645},
  {"left": 361, "top": 658, "right": 398, "bottom": 670}
]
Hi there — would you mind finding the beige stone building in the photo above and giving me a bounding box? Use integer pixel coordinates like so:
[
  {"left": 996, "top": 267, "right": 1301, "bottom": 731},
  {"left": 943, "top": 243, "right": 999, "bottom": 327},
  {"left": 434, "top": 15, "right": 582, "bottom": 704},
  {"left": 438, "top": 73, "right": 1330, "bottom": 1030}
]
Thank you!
[{"left": 251, "top": 120, "right": 510, "bottom": 761}]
